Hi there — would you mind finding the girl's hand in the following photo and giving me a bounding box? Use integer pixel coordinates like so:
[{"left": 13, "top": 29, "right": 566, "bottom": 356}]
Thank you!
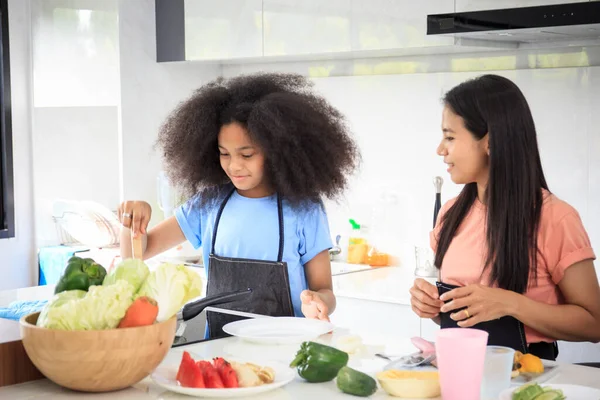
[
  {"left": 440, "top": 284, "right": 519, "bottom": 327},
  {"left": 410, "top": 278, "right": 445, "bottom": 319},
  {"left": 118, "top": 201, "right": 152, "bottom": 238},
  {"left": 301, "top": 290, "right": 330, "bottom": 321}
]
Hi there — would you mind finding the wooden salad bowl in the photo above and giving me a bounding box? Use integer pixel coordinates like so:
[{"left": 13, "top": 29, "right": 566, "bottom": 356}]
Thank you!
[{"left": 19, "top": 312, "right": 176, "bottom": 392}]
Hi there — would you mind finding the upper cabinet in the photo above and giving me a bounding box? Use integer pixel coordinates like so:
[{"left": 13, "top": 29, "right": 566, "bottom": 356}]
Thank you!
[
  {"left": 261, "top": 0, "right": 455, "bottom": 56},
  {"left": 184, "top": 0, "right": 263, "bottom": 61},
  {"left": 161, "top": 0, "right": 580, "bottom": 63},
  {"left": 455, "top": 0, "right": 588, "bottom": 12},
  {"left": 262, "top": 0, "right": 352, "bottom": 57},
  {"left": 350, "top": 0, "right": 454, "bottom": 52}
]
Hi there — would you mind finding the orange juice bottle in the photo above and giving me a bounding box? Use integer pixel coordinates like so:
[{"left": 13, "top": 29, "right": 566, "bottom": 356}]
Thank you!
[{"left": 347, "top": 219, "right": 368, "bottom": 264}]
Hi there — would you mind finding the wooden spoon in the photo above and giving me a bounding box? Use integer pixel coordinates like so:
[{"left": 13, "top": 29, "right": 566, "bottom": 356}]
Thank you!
[{"left": 131, "top": 234, "right": 143, "bottom": 260}]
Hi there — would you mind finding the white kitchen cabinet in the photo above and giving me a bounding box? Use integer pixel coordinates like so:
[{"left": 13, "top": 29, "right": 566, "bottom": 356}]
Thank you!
[
  {"left": 262, "top": 0, "right": 352, "bottom": 57},
  {"left": 184, "top": 0, "right": 263, "bottom": 60},
  {"left": 262, "top": 0, "right": 455, "bottom": 57},
  {"left": 350, "top": 0, "right": 454, "bottom": 52},
  {"left": 454, "top": 0, "right": 586, "bottom": 13},
  {"left": 177, "top": 0, "right": 503, "bottom": 62},
  {"left": 330, "top": 296, "right": 421, "bottom": 340}
]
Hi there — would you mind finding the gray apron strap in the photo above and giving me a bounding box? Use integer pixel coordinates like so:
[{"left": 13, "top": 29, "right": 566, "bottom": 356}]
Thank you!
[
  {"left": 211, "top": 188, "right": 284, "bottom": 262},
  {"left": 205, "top": 188, "right": 294, "bottom": 339}
]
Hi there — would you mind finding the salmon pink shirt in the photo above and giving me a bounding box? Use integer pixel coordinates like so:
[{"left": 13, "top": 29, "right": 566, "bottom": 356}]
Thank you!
[{"left": 430, "top": 190, "right": 596, "bottom": 344}]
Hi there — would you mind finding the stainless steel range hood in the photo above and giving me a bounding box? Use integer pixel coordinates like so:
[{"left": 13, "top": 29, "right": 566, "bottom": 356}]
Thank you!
[{"left": 427, "top": 2, "right": 600, "bottom": 48}]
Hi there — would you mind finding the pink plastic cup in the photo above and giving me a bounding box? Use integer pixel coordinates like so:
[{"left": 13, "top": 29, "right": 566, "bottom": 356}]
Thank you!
[{"left": 436, "top": 328, "right": 489, "bottom": 400}]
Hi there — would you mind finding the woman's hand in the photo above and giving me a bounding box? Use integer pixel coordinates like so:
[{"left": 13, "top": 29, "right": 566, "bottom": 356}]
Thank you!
[
  {"left": 118, "top": 201, "right": 152, "bottom": 238},
  {"left": 440, "top": 284, "right": 519, "bottom": 327},
  {"left": 410, "top": 278, "right": 444, "bottom": 319},
  {"left": 301, "top": 290, "right": 330, "bottom": 321}
]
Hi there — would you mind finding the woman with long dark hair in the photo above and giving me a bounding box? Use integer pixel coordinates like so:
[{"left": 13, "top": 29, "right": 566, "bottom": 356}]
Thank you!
[{"left": 410, "top": 74, "right": 600, "bottom": 360}]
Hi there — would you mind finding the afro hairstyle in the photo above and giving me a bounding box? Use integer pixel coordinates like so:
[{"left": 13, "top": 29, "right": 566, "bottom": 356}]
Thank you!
[{"left": 157, "top": 72, "right": 360, "bottom": 208}]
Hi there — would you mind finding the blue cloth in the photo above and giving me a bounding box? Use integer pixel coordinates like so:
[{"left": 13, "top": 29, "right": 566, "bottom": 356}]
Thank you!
[
  {"left": 175, "top": 189, "right": 333, "bottom": 317},
  {"left": 0, "top": 300, "right": 48, "bottom": 321},
  {"left": 38, "top": 245, "right": 89, "bottom": 285}
]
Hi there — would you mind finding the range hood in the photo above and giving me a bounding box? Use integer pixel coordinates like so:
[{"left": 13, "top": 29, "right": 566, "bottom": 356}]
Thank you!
[{"left": 427, "top": 2, "right": 600, "bottom": 47}]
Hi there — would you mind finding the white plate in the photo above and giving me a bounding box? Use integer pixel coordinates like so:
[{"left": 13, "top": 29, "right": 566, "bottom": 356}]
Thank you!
[
  {"left": 500, "top": 383, "right": 600, "bottom": 400},
  {"left": 222, "top": 316, "right": 334, "bottom": 344},
  {"left": 151, "top": 359, "right": 295, "bottom": 398}
]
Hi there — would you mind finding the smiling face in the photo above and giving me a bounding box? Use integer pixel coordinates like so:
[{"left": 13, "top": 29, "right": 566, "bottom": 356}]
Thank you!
[
  {"left": 437, "top": 105, "right": 490, "bottom": 186},
  {"left": 218, "top": 122, "right": 272, "bottom": 198}
]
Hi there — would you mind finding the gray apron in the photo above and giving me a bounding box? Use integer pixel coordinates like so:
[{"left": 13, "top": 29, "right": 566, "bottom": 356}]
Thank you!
[{"left": 206, "top": 189, "right": 294, "bottom": 338}]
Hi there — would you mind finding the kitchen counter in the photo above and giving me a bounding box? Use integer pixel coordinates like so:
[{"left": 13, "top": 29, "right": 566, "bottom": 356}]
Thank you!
[
  {"left": 0, "top": 285, "right": 55, "bottom": 342},
  {"left": 0, "top": 285, "right": 55, "bottom": 387},
  {"left": 1, "top": 332, "right": 600, "bottom": 399}
]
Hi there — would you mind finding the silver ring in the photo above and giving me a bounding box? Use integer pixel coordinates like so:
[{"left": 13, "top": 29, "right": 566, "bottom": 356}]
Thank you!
[{"left": 122, "top": 212, "right": 132, "bottom": 219}]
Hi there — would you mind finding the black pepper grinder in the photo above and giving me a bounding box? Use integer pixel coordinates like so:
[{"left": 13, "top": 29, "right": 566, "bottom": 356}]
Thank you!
[{"left": 433, "top": 176, "right": 443, "bottom": 228}]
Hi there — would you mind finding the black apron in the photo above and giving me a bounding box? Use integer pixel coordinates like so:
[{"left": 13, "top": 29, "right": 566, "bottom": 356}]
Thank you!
[
  {"left": 206, "top": 189, "right": 294, "bottom": 338},
  {"left": 437, "top": 281, "right": 559, "bottom": 360}
]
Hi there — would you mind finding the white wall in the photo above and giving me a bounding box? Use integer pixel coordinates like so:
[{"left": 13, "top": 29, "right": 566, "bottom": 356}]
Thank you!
[
  {"left": 310, "top": 68, "right": 600, "bottom": 264},
  {"left": 223, "top": 48, "right": 600, "bottom": 266},
  {"left": 32, "top": 107, "right": 120, "bottom": 247},
  {"left": 30, "top": 0, "right": 121, "bottom": 247},
  {"left": 27, "top": 0, "right": 222, "bottom": 250},
  {"left": 118, "top": 0, "right": 221, "bottom": 225},
  {"left": 0, "top": 0, "right": 37, "bottom": 290}
]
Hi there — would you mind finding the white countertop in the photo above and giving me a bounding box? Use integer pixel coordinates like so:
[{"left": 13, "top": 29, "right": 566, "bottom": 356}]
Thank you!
[
  {"left": 0, "top": 285, "right": 55, "bottom": 308},
  {"left": 2, "top": 331, "right": 600, "bottom": 399}
]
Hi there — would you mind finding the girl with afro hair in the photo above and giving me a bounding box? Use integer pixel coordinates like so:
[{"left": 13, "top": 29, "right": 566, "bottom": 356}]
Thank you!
[{"left": 118, "top": 72, "right": 360, "bottom": 332}]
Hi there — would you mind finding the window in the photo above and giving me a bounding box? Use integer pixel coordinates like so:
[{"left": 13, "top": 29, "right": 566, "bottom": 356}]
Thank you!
[{"left": 0, "top": 0, "right": 14, "bottom": 239}]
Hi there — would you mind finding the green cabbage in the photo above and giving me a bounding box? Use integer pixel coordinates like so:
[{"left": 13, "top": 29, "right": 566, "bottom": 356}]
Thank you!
[
  {"left": 37, "top": 289, "right": 87, "bottom": 327},
  {"left": 137, "top": 263, "right": 203, "bottom": 322},
  {"left": 38, "top": 280, "right": 135, "bottom": 330},
  {"left": 103, "top": 258, "right": 149, "bottom": 292}
]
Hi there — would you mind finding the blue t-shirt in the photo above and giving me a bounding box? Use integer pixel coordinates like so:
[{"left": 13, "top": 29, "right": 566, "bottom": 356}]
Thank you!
[{"left": 175, "top": 190, "right": 333, "bottom": 317}]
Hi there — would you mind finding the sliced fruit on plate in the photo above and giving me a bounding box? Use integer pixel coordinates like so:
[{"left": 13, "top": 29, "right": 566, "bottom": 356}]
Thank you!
[
  {"left": 213, "top": 357, "right": 239, "bottom": 388},
  {"left": 244, "top": 362, "right": 276, "bottom": 384},
  {"left": 518, "top": 354, "right": 545, "bottom": 374},
  {"left": 175, "top": 351, "right": 275, "bottom": 389},
  {"left": 176, "top": 351, "right": 205, "bottom": 388},
  {"left": 512, "top": 352, "right": 545, "bottom": 378},
  {"left": 197, "top": 360, "right": 225, "bottom": 389}
]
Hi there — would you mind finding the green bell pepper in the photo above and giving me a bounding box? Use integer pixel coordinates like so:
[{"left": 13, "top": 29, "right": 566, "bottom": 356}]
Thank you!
[
  {"left": 54, "top": 256, "right": 107, "bottom": 294},
  {"left": 289, "top": 341, "right": 349, "bottom": 383}
]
